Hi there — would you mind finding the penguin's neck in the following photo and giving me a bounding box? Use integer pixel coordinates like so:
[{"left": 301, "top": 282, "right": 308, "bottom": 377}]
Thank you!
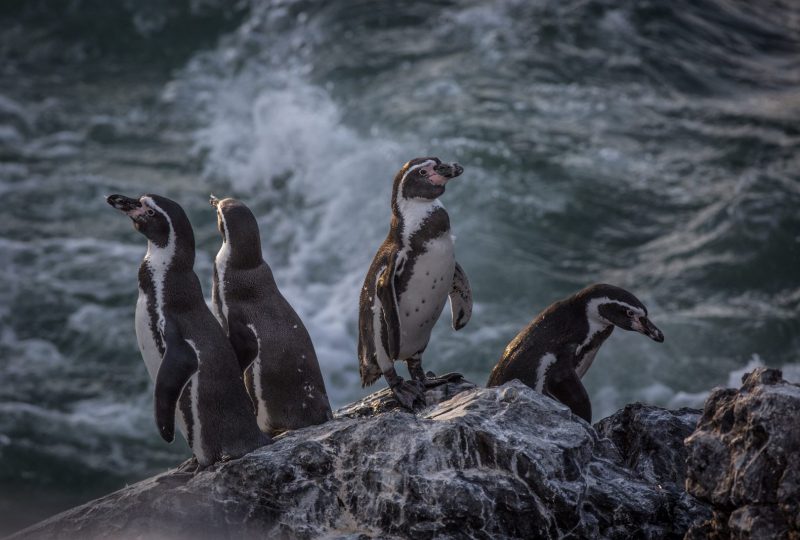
[
  {"left": 392, "top": 197, "right": 444, "bottom": 246},
  {"left": 576, "top": 298, "right": 613, "bottom": 358},
  {"left": 145, "top": 236, "right": 193, "bottom": 273},
  {"left": 226, "top": 239, "right": 264, "bottom": 270}
]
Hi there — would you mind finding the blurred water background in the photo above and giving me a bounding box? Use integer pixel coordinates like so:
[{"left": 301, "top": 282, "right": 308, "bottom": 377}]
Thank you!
[{"left": 1, "top": 0, "right": 799, "bottom": 533}]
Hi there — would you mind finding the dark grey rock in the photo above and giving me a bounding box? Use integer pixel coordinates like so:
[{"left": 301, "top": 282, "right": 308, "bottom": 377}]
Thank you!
[
  {"left": 12, "top": 380, "right": 706, "bottom": 540},
  {"left": 685, "top": 367, "right": 800, "bottom": 539},
  {"left": 594, "top": 403, "right": 712, "bottom": 533},
  {"left": 595, "top": 403, "right": 700, "bottom": 487}
]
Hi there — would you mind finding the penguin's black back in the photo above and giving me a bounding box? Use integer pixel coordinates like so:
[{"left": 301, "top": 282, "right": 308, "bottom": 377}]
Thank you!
[{"left": 487, "top": 297, "right": 590, "bottom": 387}]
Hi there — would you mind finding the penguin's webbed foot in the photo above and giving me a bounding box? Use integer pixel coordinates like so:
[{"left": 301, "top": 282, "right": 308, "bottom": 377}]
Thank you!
[
  {"left": 174, "top": 456, "right": 199, "bottom": 474},
  {"left": 390, "top": 379, "right": 426, "bottom": 411},
  {"left": 423, "top": 371, "right": 464, "bottom": 388}
]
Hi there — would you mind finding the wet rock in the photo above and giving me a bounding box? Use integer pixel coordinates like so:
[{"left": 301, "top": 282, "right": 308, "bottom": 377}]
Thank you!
[
  {"left": 685, "top": 367, "right": 800, "bottom": 539},
  {"left": 594, "top": 403, "right": 712, "bottom": 532},
  {"left": 595, "top": 403, "right": 700, "bottom": 487},
  {"left": 13, "top": 380, "right": 707, "bottom": 539}
]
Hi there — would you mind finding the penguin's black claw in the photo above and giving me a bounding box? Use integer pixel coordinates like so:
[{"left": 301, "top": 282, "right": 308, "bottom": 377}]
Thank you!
[{"left": 391, "top": 380, "right": 427, "bottom": 411}]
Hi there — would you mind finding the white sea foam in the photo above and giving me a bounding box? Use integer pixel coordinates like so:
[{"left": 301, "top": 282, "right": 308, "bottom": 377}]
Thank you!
[
  {"left": 593, "top": 354, "right": 800, "bottom": 419},
  {"left": 191, "top": 75, "right": 411, "bottom": 405}
]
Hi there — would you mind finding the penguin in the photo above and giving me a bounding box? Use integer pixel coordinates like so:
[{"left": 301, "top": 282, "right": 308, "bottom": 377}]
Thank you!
[
  {"left": 487, "top": 284, "right": 665, "bottom": 422},
  {"left": 358, "top": 157, "right": 473, "bottom": 410},
  {"left": 210, "top": 196, "right": 333, "bottom": 435},
  {"left": 106, "top": 193, "right": 269, "bottom": 467}
]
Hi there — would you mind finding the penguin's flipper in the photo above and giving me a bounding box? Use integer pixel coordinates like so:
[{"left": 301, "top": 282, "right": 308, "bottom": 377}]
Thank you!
[
  {"left": 155, "top": 318, "right": 199, "bottom": 443},
  {"left": 226, "top": 308, "right": 259, "bottom": 372},
  {"left": 375, "top": 258, "right": 400, "bottom": 360},
  {"left": 449, "top": 261, "right": 472, "bottom": 331},
  {"left": 358, "top": 270, "right": 381, "bottom": 387},
  {"left": 545, "top": 364, "right": 592, "bottom": 423}
]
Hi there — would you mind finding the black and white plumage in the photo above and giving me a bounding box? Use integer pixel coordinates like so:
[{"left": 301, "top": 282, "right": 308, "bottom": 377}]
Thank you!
[
  {"left": 210, "top": 196, "right": 332, "bottom": 435},
  {"left": 487, "top": 284, "right": 664, "bottom": 422},
  {"left": 358, "top": 157, "right": 473, "bottom": 410},
  {"left": 107, "top": 193, "right": 268, "bottom": 467}
]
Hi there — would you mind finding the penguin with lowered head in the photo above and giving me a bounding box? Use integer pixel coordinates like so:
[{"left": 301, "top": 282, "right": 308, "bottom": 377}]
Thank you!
[{"left": 487, "top": 284, "right": 664, "bottom": 422}]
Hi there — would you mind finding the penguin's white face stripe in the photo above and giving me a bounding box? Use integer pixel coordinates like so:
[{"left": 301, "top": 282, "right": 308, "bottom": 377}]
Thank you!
[
  {"left": 398, "top": 160, "right": 449, "bottom": 201},
  {"left": 399, "top": 160, "right": 436, "bottom": 189},
  {"left": 586, "top": 297, "right": 645, "bottom": 323},
  {"left": 141, "top": 196, "right": 175, "bottom": 335},
  {"left": 215, "top": 209, "right": 231, "bottom": 326},
  {"left": 576, "top": 297, "right": 645, "bottom": 357},
  {"left": 535, "top": 353, "right": 557, "bottom": 393}
]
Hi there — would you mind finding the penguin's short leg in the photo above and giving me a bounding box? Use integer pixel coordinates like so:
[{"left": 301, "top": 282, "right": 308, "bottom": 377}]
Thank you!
[
  {"left": 407, "top": 354, "right": 427, "bottom": 382},
  {"left": 384, "top": 365, "right": 426, "bottom": 410}
]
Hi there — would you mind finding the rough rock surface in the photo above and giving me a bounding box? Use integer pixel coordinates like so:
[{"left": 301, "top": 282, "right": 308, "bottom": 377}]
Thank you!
[
  {"left": 685, "top": 367, "right": 800, "bottom": 539},
  {"left": 594, "top": 403, "right": 711, "bottom": 532},
  {"left": 13, "top": 378, "right": 707, "bottom": 540}
]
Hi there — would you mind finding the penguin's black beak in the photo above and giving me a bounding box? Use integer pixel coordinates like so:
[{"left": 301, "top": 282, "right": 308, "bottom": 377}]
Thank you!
[
  {"left": 209, "top": 195, "right": 220, "bottom": 208},
  {"left": 638, "top": 316, "right": 665, "bottom": 343},
  {"left": 433, "top": 162, "right": 464, "bottom": 179},
  {"left": 106, "top": 194, "right": 142, "bottom": 213}
]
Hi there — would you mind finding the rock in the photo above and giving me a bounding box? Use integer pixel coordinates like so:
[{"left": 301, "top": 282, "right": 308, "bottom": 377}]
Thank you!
[
  {"left": 685, "top": 367, "right": 800, "bottom": 539},
  {"left": 336, "top": 372, "right": 477, "bottom": 418},
  {"left": 595, "top": 403, "right": 700, "bottom": 487},
  {"left": 12, "top": 380, "right": 706, "bottom": 540},
  {"left": 594, "top": 403, "right": 712, "bottom": 532}
]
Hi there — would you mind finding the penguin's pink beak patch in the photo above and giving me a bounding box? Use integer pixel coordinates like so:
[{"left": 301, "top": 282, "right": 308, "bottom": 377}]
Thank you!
[
  {"left": 428, "top": 172, "right": 450, "bottom": 186},
  {"left": 106, "top": 194, "right": 147, "bottom": 218},
  {"left": 425, "top": 161, "right": 463, "bottom": 186}
]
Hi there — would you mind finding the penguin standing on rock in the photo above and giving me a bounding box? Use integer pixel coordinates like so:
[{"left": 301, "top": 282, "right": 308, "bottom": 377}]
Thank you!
[
  {"left": 487, "top": 284, "right": 664, "bottom": 422},
  {"left": 210, "top": 196, "right": 332, "bottom": 435},
  {"left": 107, "top": 193, "right": 269, "bottom": 468},
  {"left": 358, "top": 157, "right": 473, "bottom": 410}
]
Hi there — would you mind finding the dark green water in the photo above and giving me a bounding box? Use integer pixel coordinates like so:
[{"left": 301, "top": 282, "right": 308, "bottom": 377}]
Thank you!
[{"left": 1, "top": 0, "right": 799, "bottom": 533}]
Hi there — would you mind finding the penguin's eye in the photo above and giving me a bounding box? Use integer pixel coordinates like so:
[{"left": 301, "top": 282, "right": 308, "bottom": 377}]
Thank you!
[
  {"left": 626, "top": 309, "right": 634, "bottom": 318},
  {"left": 146, "top": 209, "right": 155, "bottom": 217},
  {"left": 419, "top": 169, "right": 428, "bottom": 176}
]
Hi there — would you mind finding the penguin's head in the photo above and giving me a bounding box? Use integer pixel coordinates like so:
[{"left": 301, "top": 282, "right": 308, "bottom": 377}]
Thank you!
[
  {"left": 392, "top": 157, "right": 464, "bottom": 203},
  {"left": 582, "top": 284, "right": 665, "bottom": 343},
  {"left": 210, "top": 195, "right": 263, "bottom": 267},
  {"left": 106, "top": 193, "right": 193, "bottom": 253}
]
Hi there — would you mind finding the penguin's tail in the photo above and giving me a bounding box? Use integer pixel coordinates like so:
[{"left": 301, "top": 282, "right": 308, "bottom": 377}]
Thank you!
[{"left": 359, "top": 357, "right": 382, "bottom": 387}]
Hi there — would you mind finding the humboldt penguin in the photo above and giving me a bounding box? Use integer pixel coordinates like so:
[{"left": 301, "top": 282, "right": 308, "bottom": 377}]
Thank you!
[
  {"left": 487, "top": 284, "right": 664, "bottom": 422},
  {"left": 358, "top": 157, "right": 473, "bottom": 410},
  {"left": 107, "top": 193, "right": 269, "bottom": 467},
  {"left": 211, "top": 196, "right": 332, "bottom": 435}
]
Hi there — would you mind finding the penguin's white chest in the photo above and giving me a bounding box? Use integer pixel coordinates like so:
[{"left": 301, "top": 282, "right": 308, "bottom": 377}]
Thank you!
[
  {"left": 397, "top": 234, "right": 455, "bottom": 358},
  {"left": 135, "top": 288, "right": 162, "bottom": 381}
]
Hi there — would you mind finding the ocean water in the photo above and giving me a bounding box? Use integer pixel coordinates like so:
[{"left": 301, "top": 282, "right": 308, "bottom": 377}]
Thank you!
[{"left": 1, "top": 0, "right": 799, "bottom": 533}]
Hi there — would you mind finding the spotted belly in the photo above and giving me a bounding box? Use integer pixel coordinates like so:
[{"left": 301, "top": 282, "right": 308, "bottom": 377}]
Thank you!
[{"left": 397, "top": 235, "right": 455, "bottom": 359}]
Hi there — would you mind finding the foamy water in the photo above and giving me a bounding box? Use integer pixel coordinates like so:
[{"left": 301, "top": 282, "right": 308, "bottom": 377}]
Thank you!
[{"left": 1, "top": 0, "right": 799, "bottom": 533}]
